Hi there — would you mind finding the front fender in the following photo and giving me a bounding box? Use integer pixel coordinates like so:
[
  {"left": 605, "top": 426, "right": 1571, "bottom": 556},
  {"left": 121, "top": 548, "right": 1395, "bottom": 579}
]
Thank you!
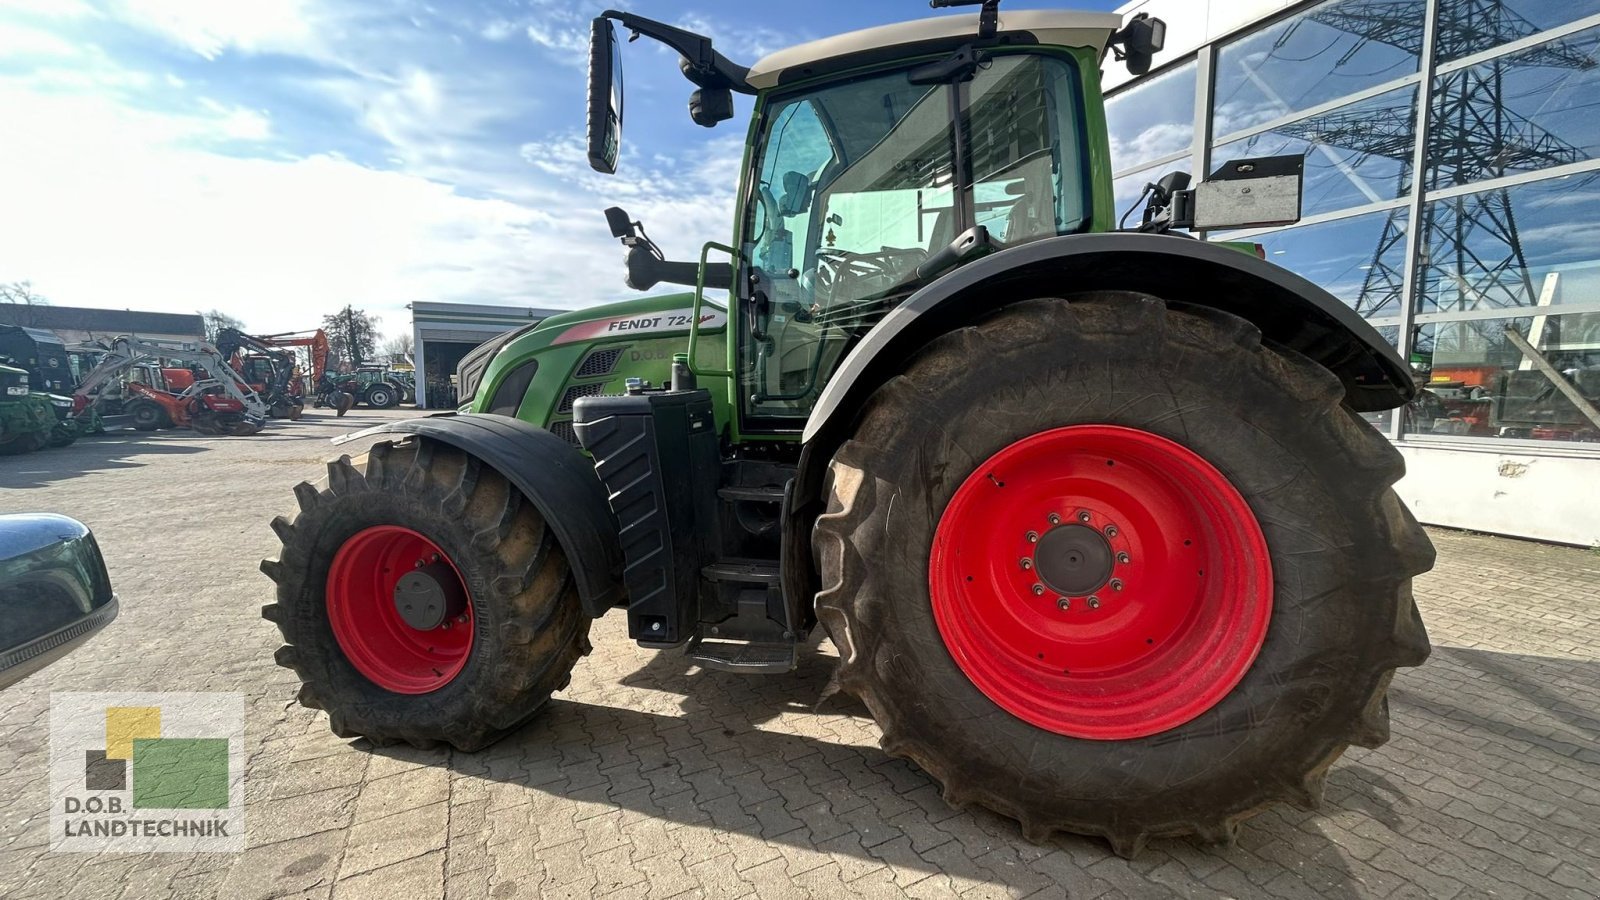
[
  {"left": 802, "top": 232, "right": 1413, "bottom": 445},
  {"left": 337, "top": 414, "right": 624, "bottom": 618}
]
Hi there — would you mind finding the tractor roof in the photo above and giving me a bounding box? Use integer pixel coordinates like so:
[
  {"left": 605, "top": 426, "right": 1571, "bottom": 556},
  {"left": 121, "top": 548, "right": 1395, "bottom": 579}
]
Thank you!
[{"left": 746, "top": 10, "right": 1122, "bottom": 90}]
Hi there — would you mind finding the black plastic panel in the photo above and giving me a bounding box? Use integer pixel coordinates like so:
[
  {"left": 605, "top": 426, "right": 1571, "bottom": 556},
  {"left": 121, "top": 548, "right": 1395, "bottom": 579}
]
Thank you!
[{"left": 574, "top": 389, "right": 719, "bottom": 645}]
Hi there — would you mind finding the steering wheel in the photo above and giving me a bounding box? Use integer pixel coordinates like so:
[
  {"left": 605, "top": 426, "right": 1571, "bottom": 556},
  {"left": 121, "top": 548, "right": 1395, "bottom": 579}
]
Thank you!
[{"left": 812, "top": 247, "right": 928, "bottom": 320}]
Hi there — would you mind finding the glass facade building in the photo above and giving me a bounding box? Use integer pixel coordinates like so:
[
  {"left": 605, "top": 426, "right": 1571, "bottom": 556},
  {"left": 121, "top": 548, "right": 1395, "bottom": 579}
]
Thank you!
[{"left": 1107, "top": 0, "right": 1600, "bottom": 545}]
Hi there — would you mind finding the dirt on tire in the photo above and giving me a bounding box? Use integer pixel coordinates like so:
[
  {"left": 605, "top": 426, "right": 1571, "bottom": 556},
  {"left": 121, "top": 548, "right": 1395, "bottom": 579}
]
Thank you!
[
  {"left": 262, "top": 439, "right": 592, "bottom": 751},
  {"left": 812, "top": 294, "right": 1433, "bottom": 856}
]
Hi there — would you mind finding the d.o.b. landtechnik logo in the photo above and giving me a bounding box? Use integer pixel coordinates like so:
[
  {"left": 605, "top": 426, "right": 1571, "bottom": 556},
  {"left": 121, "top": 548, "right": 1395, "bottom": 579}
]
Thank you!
[{"left": 50, "top": 693, "right": 244, "bottom": 852}]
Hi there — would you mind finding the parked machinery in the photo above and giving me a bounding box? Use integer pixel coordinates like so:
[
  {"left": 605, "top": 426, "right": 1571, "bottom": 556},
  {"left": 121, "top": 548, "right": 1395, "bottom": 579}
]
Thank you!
[
  {"left": 215, "top": 328, "right": 305, "bottom": 420},
  {"left": 0, "top": 327, "right": 77, "bottom": 450},
  {"left": 256, "top": 330, "right": 355, "bottom": 416},
  {"left": 74, "top": 336, "right": 268, "bottom": 436}
]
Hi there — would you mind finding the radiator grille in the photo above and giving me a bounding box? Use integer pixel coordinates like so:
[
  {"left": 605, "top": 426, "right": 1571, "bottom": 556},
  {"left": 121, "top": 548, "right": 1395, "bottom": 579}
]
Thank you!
[
  {"left": 559, "top": 382, "right": 607, "bottom": 413},
  {"left": 576, "top": 347, "right": 624, "bottom": 378},
  {"left": 549, "top": 420, "right": 579, "bottom": 446}
]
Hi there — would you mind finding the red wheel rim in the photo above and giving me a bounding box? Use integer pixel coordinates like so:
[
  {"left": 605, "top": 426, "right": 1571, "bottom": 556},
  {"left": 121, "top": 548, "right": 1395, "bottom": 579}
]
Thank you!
[
  {"left": 326, "top": 526, "right": 474, "bottom": 694},
  {"left": 929, "top": 425, "right": 1272, "bottom": 740}
]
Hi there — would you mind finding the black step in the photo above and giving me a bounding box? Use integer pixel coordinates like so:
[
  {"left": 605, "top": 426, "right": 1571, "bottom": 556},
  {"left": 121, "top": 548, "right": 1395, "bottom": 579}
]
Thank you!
[
  {"left": 718, "top": 485, "right": 785, "bottom": 503},
  {"left": 702, "top": 562, "right": 780, "bottom": 585},
  {"left": 685, "top": 635, "right": 796, "bottom": 674}
]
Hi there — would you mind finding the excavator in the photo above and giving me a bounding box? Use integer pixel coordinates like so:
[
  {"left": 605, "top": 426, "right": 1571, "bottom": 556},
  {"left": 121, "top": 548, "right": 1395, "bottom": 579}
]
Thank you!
[
  {"left": 74, "top": 336, "right": 269, "bottom": 436},
  {"left": 215, "top": 328, "right": 305, "bottom": 420},
  {"left": 256, "top": 329, "right": 355, "bottom": 416}
]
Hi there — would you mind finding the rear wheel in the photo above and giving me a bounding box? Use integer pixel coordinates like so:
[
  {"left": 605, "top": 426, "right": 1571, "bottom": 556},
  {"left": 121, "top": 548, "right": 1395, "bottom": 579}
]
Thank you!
[
  {"left": 813, "top": 295, "right": 1433, "bottom": 855},
  {"left": 364, "top": 384, "right": 398, "bottom": 409},
  {"left": 263, "top": 440, "right": 591, "bottom": 750}
]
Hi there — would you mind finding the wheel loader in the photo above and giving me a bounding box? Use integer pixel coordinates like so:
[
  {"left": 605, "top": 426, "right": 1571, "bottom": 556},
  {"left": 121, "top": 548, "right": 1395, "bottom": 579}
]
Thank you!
[{"left": 264, "top": 2, "right": 1434, "bottom": 855}]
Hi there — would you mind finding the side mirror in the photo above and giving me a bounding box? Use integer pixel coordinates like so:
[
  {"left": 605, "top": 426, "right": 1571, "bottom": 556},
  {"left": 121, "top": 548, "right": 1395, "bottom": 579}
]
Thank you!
[
  {"left": 604, "top": 207, "right": 636, "bottom": 240},
  {"left": 0, "top": 514, "right": 117, "bottom": 690},
  {"left": 586, "top": 19, "right": 624, "bottom": 174},
  {"left": 1113, "top": 14, "right": 1167, "bottom": 76},
  {"left": 689, "top": 87, "right": 734, "bottom": 128}
]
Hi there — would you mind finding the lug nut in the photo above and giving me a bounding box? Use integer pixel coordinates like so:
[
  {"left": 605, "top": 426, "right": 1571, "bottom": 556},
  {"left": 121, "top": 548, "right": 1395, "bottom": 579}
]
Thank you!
[
  {"left": 1020, "top": 558, "right": 1033, "bottom": 570},
  {"left": 1077, "top": 511, "right": 1092, "bottom": 523},
  {"left": 1104, "top": 525, "right": 1119, "bottom": 538},
  {"left": 431, "top": 554, "right": 441, "bottom": 562},
  {"left": 1048, "top": 513, "right": 1062, "bottom": 525},
  {"left": 1088, "top": 596, "right": 1101, "bottom": 609},
  {"left": 1032, "top": 584, "right": 1045, "bottom": 596},
  {"left": 1110, "top": 579, "right": 1124, "bottom": 592},
  {"left": 1026, "top": 531, "right": 1039, "bottom": 543},
  {"left": 1118, "top": 551, "right": 1131, "bottom": 564},
  {"left": 1057, "top": 597, "right": 1071, "bottom": 610}
]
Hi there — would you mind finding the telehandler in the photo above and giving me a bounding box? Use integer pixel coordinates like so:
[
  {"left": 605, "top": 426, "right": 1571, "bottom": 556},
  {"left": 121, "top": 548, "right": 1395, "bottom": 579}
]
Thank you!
[{"left": 265, "top": 2, "right": 1433, "bottom": 854}]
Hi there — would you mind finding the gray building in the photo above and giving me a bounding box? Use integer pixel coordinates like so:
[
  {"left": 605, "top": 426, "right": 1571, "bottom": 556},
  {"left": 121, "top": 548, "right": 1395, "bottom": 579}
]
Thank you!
[
  {"left": 1107, "top": 0, "right": 1600, "bottom": 546},
  {"left": 410, "top": 302, "right": 564, "bottom": 409},
  {"left": 0, "top": 304, "right": 203, "bottom": 346}
]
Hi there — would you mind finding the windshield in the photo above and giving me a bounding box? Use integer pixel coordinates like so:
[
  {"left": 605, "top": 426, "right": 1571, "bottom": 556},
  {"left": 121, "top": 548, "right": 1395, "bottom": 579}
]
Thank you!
[{"left": 741, "top": 52, "right": 1090, "bottom": 421}]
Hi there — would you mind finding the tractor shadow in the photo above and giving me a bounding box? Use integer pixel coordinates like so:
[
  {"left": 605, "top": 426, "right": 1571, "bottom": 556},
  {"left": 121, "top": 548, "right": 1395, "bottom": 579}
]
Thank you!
[{"left": 357, "top": 633, "right": 1600, "bottom": 894}]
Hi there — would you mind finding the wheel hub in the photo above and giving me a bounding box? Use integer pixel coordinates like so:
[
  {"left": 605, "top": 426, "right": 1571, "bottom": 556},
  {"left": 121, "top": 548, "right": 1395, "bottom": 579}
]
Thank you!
[
  {"left": 393, "top": 562, "right": 467, "bottom": 630},
  {"left": 1032, "top": 524, "right": 1113, "bottom": 597}
]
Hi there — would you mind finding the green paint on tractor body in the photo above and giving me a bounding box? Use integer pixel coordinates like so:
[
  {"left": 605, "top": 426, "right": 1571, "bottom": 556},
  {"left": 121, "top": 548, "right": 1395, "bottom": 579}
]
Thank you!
[
  {"left": 467, "top": 293, "right": 730, "bottom": 440},
  {"left": 0, "top": 362, "right": 60, "bottom": 454}
]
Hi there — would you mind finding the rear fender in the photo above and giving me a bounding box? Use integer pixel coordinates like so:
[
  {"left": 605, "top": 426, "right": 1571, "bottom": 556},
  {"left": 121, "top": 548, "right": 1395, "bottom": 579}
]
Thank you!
[{"left": 337, "top": 415, "right": 624, "bottom": 618}]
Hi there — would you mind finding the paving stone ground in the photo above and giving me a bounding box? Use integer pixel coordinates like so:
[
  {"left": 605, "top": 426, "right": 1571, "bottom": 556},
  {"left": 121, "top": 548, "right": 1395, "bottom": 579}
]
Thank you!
[{"left": 1, "top": 408, "right": 1597, "bottom": 899}]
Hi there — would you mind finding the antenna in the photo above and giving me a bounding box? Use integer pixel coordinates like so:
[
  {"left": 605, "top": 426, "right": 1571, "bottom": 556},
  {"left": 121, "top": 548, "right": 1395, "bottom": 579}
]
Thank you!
[{"left": 930, "top": 0, "right": 1001, "bottom": 40}]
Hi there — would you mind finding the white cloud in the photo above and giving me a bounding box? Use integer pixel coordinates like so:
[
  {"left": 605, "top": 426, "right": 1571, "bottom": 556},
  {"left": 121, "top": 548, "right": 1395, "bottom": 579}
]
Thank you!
[
  {"left": 0, "top": 19, "right": 81, "bottom": 56},
  {"left": 526, "top": 21, "right": 586, "bottom": 56},
  {"left": 103, "top": 0, "right": 322, "bottom": 60}
]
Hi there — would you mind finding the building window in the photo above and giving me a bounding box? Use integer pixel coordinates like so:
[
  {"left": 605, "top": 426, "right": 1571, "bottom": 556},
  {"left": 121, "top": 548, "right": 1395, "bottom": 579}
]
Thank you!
[
  {"left": 1231, "top": 209, "right": 1412, "bottom": 319},
  {"left": 1427, "top": 26, "right": 1600, "bottom": 190},
  {"left": 1105, "top": 60, "right": 1197, "bottom": 174},
  {"left": 1433, "top": 0, "right": 1600, "bottom": 64},
  {"left": 1405, "top": 313, "right": 1600, "bottom": 441},
  {"left": 1212, "top": 85, "right": 1418, "bottom": 218},
  {"left": 1213, "top": 0, "right": 1423, "bottom": 139},
  {"left": 1415, "top": 175, "right": 1600, "bottom": 315},
  {"left": 1112, "top": 158, "right": 1191, "bottom": 225}
]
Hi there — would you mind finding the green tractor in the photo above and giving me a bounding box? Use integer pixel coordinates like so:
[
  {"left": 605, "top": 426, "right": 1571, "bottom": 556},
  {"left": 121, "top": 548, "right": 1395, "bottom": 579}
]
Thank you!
[
  {"left": 265, "top": 2, "right": 1433, "bottom": 854},
  {"left": 0, "top": 362, "right": 67, "bottom": 455}
]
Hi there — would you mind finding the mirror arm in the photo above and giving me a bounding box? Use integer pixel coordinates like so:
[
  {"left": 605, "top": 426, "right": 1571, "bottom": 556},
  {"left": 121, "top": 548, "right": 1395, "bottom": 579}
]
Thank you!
[{"left": 600, "top": 10, "right": 754, "bottom": 94}]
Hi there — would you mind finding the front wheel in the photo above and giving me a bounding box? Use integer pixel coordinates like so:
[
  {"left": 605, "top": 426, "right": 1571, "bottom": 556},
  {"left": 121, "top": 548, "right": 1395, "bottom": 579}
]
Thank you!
[
  {"left": 262, "top": 440, "right": 591, "bottom": 750},
  {"left": 813, "top": 296, "right": 1433, "bottom": 855},
  {"left": 127, "top": 400, "right": 168, "bottom": 432}
]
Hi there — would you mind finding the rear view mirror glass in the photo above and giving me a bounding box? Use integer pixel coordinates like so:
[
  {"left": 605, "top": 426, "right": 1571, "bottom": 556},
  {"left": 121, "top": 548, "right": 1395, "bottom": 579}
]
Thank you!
[{"left": 587, "top": 19, "right": 623, "bottom": 174}]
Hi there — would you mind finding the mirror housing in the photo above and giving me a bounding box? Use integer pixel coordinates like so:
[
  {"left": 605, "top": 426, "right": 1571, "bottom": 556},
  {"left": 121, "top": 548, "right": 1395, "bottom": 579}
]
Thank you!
[
  {"left": 1112, "top": 14, "right": 1167, "bottom": 76},
  {"left": 586, "top": 18, "right": 623, "bottom": 174},
  {"left": 0, "top": 514, "right": 117, "bottom": 690}
]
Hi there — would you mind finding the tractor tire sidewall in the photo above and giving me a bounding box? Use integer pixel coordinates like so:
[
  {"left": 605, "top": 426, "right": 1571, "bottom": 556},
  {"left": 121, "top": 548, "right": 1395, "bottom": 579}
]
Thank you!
[
  {"left": 815, "top": 296, "right": 1431, "bottom": 842},
  {"left": 268, "top": 443, "right": 590, "bottom": 750},
  {"left": 365, "top": 386, "right": 397, "bottom": 409}
]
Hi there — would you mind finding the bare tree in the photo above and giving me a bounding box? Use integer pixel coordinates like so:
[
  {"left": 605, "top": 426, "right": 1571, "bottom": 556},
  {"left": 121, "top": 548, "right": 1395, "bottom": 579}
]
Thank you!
[
  {"left": 380, "top": 333, "right": 414, "bottom": 366},
  {"left": 198, "top": 308, "right": 246, "bottom": 344},
  {"left": 322, "top": 306, "right": 381, "bottom": 367},
  {"left": 0, "top": 281, "right": 50, "bottom": 327}
]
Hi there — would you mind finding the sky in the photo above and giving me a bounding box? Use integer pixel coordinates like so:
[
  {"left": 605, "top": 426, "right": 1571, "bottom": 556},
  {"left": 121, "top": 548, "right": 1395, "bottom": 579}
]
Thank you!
[{"left": 0, "top": 0, "right": 1125, "bottom": 339}]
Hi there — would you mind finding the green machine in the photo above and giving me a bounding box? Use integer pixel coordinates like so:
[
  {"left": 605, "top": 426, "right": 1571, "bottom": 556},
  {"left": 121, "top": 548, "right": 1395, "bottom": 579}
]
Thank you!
[
  {"left": 0, "top": 363, "right": 72, "bottom": 455},
  {"left": 265, "top": 3, "right": 1433, "bottom": 854}
]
